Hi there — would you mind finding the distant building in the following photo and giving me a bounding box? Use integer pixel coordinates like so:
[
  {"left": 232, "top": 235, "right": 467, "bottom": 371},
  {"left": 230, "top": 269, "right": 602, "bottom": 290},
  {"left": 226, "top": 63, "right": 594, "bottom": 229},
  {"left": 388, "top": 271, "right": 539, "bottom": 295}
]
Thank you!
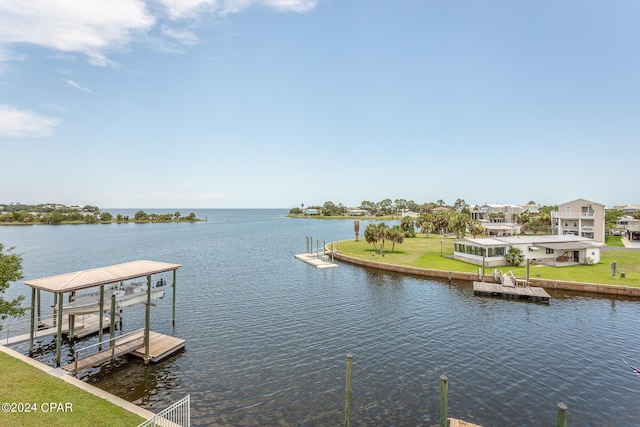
[
  {"left": 551, "top": 198, "right": 605, "bottom": 243},
  {"left": 432, "top": 207, "right": 450, "bottom": 213},
  {"left": 346, "top": 208, "right": 367, "bottom": 216},
  {"left": 470, "top": 203, "right": 524, "bottom": 223},
  {"left": 304, "top": 209, "right": 319, "bottom": 216},
  {"left": 614, "top": 204, "right": 640, "bottom": 215}
]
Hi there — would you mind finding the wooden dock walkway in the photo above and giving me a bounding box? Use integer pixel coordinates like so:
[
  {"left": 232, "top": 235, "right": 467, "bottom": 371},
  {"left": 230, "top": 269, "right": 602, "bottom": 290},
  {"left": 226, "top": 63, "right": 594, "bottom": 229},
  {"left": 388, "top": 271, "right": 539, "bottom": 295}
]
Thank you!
[
  {"left": 448, "top": 418, "right": 482, "bottom": 427},
  {"left": 473, "top": 274, "right": 550, "bottom": 303},
  {"left": 294, "top": 253, "right": 338, "bottom": 269},
  {"left": 2, "top": 314, "right": 109, "bottom": 346},
  {"left": 62, "top": 329, "right": 185, "bottom": 373}
]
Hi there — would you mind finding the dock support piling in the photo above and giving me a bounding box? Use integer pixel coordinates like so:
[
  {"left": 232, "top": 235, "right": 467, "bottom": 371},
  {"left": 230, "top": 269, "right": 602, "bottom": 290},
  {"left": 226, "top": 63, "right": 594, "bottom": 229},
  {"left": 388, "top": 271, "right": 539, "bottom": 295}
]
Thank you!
[
  {"left": 29, "top": 287, "right": 35, "bottom": 353},
  {"left": 172, "top": 270, "right": 177, "bottom": 327},
  {"left": 345, "top": 353, "right": 353, "bottom": 427},
  {"left": 68, "top": 292, "right": 75, "bottom": 342},
  {"left": 36, "top": 289, "right": 41, "bottom": 325},
  {"left": 55, "top": 293, "right": 63, "bottom": 367},
  {"left": 144, "top": 275, "right": 151, "bottom": 364},
  {"left": 556, "top": 402, "right": 567, "bottom": 427},
  {"left": 110, "top": 293, "right": 116, "bottom": 346},
  {"left": 440, "top": 374, "right": 448, "bottom": 427},
  {"left": 98, "top": 285, "right": 104, "bottom": 350}
]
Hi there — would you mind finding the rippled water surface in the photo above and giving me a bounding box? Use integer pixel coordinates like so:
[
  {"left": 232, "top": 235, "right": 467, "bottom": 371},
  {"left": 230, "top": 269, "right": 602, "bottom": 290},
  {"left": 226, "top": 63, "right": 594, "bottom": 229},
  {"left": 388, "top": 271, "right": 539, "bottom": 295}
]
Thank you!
[{"left": 2, "top": 209, "right": 640, "bottom": 426}]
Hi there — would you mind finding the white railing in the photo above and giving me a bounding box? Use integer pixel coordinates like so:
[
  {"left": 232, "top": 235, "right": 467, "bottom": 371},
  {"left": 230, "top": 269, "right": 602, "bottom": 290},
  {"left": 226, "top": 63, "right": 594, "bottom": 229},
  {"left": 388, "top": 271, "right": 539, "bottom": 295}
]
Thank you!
[
  {"left": 2, "top": 313, "right": 98, "bottom": 345},
  {"left": 551, "top": 212, "right": 595, "bottom": 219},
  {"left": 70, "top": 327, "right": 144, "bottom": 372},
  {"left": 138, "top": 395, "right": 191, "bottom": 427}
]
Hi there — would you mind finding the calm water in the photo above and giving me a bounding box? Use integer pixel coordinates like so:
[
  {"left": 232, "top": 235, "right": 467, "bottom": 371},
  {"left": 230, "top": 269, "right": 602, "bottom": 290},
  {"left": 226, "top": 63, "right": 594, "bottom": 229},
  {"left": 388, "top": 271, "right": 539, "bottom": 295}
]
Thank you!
[{"left": 2, "top": 209, "right": 640, "bottom": 426}]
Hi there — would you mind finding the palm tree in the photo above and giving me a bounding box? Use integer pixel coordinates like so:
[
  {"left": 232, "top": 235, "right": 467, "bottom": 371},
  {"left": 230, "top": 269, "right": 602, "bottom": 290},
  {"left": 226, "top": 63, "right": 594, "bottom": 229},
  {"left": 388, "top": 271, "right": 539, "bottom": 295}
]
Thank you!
[
  {"left": 505, "top": 247, "right": 524, "bottom": 266},
  {"left": 469, "top": 221, "right": 485, "bottom": 238},
  {"left": 387, "top": 226, "right": 404, "bottom": 251}
]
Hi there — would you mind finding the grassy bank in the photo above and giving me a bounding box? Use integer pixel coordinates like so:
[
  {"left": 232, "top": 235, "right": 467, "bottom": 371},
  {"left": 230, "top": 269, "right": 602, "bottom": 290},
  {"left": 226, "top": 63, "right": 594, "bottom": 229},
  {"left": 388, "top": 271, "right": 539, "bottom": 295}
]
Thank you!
[
  {"left": 336, "top": 235, "right": 640, "bottom": 288},
  {"left": 0, "top": 352, "right": 144, "bottom": 427}
]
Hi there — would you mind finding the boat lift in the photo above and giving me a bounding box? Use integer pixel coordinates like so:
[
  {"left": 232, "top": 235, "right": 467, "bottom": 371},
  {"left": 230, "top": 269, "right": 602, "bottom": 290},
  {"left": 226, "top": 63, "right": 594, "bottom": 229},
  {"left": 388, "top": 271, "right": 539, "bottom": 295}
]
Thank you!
[{"left": 22, "top": 260, "right": 182, "bottom": 367}]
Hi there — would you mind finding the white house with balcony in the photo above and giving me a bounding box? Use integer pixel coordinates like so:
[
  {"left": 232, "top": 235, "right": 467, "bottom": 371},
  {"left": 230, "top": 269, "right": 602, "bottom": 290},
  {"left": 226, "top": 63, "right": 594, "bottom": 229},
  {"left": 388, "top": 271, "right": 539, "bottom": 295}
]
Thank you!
[{"left": 551, "top": 198, "right": 605, "bottom": 244}]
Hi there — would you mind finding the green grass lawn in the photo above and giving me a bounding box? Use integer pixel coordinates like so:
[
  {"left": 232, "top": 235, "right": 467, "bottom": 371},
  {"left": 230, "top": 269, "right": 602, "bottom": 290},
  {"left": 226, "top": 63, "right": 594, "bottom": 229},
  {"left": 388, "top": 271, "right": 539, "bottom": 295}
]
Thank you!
[
  {"left": 0, "top": 352, "right": 144, "bottom": 427},
  {"left": 336, "top": 235, "right": 640, "bottom": 287}
]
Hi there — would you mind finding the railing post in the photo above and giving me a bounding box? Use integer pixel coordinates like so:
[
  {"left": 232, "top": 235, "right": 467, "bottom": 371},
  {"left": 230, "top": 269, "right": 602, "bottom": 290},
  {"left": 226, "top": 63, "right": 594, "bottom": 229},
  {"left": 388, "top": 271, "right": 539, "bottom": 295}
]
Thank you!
[
  {"left": 345, "top": 353, "right": 353, "bottom": 427},
  {"left": 440, "top": 374, "right": 448, "bottom": 427},
  {"left": 556, "top": 402, "right": 567, "bottom": 427}
]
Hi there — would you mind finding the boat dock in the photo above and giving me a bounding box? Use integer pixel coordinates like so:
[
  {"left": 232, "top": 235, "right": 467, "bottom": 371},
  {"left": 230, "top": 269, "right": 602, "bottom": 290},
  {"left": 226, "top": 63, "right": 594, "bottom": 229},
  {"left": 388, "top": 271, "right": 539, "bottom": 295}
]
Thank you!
[
  {"left": 294, "top": 253, "right": 339, "bottom": 269},
  {"left": 473, "top": 272, "right": 550, "bottom": 303},
  {"left": 62, "top": 328, "right": 185, "bottom": 373}
]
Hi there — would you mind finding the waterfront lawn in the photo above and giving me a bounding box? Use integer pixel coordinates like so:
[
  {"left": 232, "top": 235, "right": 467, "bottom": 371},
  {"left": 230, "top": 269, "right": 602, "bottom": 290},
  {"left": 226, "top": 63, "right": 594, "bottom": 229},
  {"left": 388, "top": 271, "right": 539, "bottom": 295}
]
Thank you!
[
  {"left": 337, "top": 235, "right": 640, "bottom": 287},
  {"left": 0, "top": 352, "right": 144, "bottom": 427},
  {"left": 605, "top": 235, "right": 625, "bottom": 247}
]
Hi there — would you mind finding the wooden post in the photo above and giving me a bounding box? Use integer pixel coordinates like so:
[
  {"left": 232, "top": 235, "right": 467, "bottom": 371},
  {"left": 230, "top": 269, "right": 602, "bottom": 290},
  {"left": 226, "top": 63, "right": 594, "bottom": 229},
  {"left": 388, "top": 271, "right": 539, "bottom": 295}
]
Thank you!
[
  {"left": 526, "top": 259, "right": 530, "bottom": 282},
  {"left": 98, "top": 285, "right": 104, "bottom": 350},
  {"left": 345, "top": 353, "right": 353, "bottom": 427},
  {"left": 440, "top": 241, "right": 443, "bottom": 256},
  {"left": 144, "top": 275, "right": 151, "bottom": 364},
  {"left": 29, "top": 287, "right": 35, "bottom": 353},
  {"left": 482, "top": 256, "right": 486, "bottom": 281},
  {"left": 172, "top": 269, "right": 177, "bottom": 327},
  {"left": 110, "top": 293, "right": 116, "bottom": 346},
  {"left": 55, "top": 293, "right": 63, "bottom": 367},
  {"left": 68, "top": 291, "right": 75, "bottom": 342},
  {"left": 556, "top": 402, "right": 567, "bottom": 427},
  {"left": 52, "top": 293, "right": 57, "bottom": 327},
  {"left": 36, "top": 289, "right": 41, "bottom": 324},
  {"left": 440, "top": 374, "right": 448, "bottom": 427}
]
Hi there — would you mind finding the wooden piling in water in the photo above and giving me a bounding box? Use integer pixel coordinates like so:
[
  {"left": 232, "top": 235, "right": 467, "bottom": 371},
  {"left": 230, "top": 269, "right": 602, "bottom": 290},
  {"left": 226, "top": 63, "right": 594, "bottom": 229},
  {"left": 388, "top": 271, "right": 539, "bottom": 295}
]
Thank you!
[
  {"left": 556, "top": 402, "right": 567, "bottom": 427},
  {"left": 440, "top": 374, "right": 448, "bottom": 427},
  {"left": 345, "top": 353, "right": 353, "bottom": 427}
]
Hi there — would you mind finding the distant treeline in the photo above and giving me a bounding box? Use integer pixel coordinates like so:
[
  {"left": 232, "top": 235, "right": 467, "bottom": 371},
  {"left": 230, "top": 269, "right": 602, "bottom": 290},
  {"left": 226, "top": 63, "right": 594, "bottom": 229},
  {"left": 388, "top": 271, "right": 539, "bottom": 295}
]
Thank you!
[{"left": 0, "top": 203, "right": 199, "bottom": 224}]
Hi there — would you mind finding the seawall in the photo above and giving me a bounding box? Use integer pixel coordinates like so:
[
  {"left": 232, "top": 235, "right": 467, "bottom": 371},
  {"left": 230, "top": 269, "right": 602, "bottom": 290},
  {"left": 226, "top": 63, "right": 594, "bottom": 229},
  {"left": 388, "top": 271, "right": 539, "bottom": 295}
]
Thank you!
[{"left": 332, "top": 252, "right": 640, "bottom": 298}]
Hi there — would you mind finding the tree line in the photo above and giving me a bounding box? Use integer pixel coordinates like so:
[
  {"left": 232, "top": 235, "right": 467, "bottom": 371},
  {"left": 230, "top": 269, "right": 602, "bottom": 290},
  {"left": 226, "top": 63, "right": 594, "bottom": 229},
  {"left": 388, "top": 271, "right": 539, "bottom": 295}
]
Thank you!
[{"left": 0, "top": 205, "right": 199, "bottom": 224}]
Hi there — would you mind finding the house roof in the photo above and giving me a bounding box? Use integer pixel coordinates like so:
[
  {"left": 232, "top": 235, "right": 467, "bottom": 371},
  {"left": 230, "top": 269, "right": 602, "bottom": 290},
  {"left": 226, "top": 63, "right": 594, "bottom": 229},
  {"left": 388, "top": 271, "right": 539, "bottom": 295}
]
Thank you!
[
  {"left": 456, "top": 234, "right": 596, "bottom": 248},
  {"left": 24, "top": 260, "right": 181, "bottom": 293},
  {"left": 533, "top": 241, "right": 600, "bottom": 250},
  {"left": 558, "top": 198, "right": 604, "bottom": 207}
]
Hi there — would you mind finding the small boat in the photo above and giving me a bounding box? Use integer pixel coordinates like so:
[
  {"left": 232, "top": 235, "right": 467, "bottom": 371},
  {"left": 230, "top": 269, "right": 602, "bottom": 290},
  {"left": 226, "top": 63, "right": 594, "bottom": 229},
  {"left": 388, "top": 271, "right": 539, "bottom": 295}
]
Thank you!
[{"left": 62, "top": 279, "right": 168, "bottom": 315}]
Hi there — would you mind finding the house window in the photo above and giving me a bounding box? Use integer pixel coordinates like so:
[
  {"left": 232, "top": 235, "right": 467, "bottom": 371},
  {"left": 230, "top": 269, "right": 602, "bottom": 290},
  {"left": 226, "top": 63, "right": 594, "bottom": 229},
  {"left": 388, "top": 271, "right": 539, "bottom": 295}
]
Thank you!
[
  {"left": 564, "top": 221, "right": 568, "bottom": 227},
  {"left": 546, "top": 248, "right": 554, "bottom": 254},
  {"left": 565, "top": 206, "right": 571, "bottom": 214},
  {"left": 573, "top": 221, "right": 577, "bottom": 227}
]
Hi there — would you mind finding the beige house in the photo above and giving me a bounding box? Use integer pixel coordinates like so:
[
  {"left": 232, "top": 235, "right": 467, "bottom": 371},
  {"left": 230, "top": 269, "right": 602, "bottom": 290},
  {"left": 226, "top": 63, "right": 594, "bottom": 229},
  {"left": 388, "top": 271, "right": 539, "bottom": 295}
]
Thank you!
[
  {"left": 551, "top": 198, "right": 605, "bottom": 243},
  {"left": 470, "top": 203, "right": 524, "bottom": 223}
]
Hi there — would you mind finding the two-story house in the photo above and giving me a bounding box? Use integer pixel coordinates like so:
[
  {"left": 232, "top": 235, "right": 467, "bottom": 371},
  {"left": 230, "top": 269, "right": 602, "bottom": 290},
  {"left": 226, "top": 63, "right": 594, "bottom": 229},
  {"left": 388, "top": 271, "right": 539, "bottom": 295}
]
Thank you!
[{"left": 551, "top": 198, "right": 605, "bottom": 243}]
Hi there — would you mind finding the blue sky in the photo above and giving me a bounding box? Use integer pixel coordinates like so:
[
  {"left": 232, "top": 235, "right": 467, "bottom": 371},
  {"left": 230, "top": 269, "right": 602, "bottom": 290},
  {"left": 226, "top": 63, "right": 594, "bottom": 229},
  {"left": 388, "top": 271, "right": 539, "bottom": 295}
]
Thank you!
[{"left": 1, "top": 1, "right": 638, "bottom": 209}]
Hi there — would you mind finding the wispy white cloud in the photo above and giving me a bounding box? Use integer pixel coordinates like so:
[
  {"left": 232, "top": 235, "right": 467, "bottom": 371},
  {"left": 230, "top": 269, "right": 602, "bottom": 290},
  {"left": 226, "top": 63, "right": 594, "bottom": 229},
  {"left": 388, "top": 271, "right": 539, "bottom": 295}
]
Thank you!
[
  {"left": 0, "top": 105, "right": 60, "bottom": 137},
  {"left": 0, "top": 0, "right": 318, "bottom": 71},
  {"left": 260, "top": 0, "right": 317, "bottom": 13},
  {"left": 64, "top": 79, "right": 93, "bottom": 93},
  {"left": 0, "top": 0, "right": 155, "bottom": 67}
]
